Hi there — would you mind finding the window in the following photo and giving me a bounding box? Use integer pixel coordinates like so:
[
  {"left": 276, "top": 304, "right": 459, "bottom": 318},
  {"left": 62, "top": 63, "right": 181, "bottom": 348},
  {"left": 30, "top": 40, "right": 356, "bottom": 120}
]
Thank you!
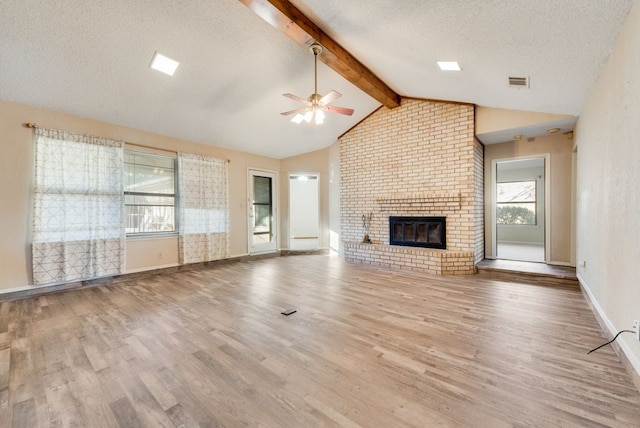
[
  {"left": 496, "top": 180, "right": 536, "bottom": 225},
  {"left": 252, "top": 175, "right": 273, "bottom": 244},
  {"left": 124, "top": 151, "right": 176, "bottom": 234}
]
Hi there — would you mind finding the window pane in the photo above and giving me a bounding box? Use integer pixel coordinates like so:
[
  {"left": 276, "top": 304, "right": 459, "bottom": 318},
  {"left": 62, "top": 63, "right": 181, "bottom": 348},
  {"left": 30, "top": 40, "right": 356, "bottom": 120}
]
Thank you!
[
  {"left": 497, "top": 203, "right": 536, "bottom": 225},
  {"left": 125, "top": 206, "right": 175, "bottom": 234},
  {"left": 254, "top": 177, "right": 271, "bottom": 204},
  {"left": 124, "top": 150, "right": 176, "bottom": 234},
  {"left": 428, "top": 223, "right": 444, "bottom": 244},
  {"left": 497, "top": 181, "right": 536, "bottom": 203},
  {"left": 403, "top": 223, "right": 415, "bottom": 241},
  {"left": 125, "top": 194, "right": 174, "bottom": 206},
  {"left": 124, "top": 152, "right": 175, "bottom": 195},
  {"left": 393, "top": 223, "right": 403, "bottom": 241},
  {"left": 254, "top": 204, "right": 271, "bottom": 233}
]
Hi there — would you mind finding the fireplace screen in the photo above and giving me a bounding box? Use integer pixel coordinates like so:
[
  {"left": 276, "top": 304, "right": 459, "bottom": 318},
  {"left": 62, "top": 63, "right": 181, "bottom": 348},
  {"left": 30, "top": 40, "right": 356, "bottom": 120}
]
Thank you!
[{"left": 389, "top": 216, "right": 446, "bottom": 249}]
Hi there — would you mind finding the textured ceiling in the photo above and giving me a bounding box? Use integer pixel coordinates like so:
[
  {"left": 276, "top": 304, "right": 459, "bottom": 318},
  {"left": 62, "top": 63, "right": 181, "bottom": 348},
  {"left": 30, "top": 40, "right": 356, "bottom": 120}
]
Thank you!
[
  {"left": 0, "top": 0, "right": 633, "bottom": 158},
  {"left": 291, "top": 0, "right": 633, "bottom": 114}
]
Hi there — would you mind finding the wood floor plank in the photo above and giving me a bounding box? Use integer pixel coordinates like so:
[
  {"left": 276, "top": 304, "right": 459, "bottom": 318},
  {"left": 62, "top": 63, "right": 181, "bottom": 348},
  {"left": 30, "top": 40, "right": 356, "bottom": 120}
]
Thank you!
[
  {"left": 11, "top": 397, "right": 37, "bottom": 428},
  {"left": 109, "top": 396, "right": 142, "bottom": 428},
  {"left": 0, "top": 347, "right": 9, "bottom": 411},
  {"left": 1, "top": 254, "right": 640, "bottom": 427}
]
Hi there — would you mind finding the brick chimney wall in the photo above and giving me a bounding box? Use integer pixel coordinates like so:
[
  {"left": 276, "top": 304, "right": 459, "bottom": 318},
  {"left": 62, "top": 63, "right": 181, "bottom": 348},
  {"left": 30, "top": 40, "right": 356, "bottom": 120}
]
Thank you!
[{"left": 339, "top": 98, "right": 483, "bottom": 274}]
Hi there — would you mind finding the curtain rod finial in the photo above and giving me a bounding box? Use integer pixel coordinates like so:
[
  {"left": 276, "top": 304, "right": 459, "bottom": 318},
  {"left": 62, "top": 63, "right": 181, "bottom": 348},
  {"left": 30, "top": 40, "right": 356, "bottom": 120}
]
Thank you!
[{"left": 24, "top": 122, "right": 37, "bottom": 129}]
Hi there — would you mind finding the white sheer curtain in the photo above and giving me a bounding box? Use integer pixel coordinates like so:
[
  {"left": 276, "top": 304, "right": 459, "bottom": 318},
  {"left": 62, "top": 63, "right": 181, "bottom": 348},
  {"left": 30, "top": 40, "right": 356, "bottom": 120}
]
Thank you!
[
  {"left": 178, "top": 153, "right": 229, "bottom": 264},
  {"left": 32, "top": 127, "right": 125, "bottom": 285}
]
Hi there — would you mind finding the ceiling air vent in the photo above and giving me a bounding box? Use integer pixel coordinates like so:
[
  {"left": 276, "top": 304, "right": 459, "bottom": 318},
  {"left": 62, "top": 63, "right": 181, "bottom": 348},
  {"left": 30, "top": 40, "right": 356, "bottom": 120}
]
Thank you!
[{"left": 509, "top": 76, "right": 529, "bottom": 88}]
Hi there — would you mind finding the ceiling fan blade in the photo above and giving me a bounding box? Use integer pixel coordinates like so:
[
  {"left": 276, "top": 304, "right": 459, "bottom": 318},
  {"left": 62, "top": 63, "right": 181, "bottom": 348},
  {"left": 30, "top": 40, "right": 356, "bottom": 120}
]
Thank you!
[
  {"left": 319, "top": 90, "right": 342, "bottom": 105},
  {"left": 280, "top": 107, "right": 310, "bottom": 116},
  {"left": 282, "top": 93, "right": 311, "bottom": 106},
  {"left": 325, "top": 105, "right": 355, "bottom": 116}
]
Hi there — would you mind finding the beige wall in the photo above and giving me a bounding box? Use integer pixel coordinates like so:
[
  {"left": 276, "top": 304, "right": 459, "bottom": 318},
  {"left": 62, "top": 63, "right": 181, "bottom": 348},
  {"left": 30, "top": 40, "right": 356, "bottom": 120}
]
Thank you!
[
  {"left": 575, "top": 1, "right": 640, "bottom": 376},
  {"left": 0, "top": 99, "right": 279, "bottom": 290},
  {"left": 483, "top": 134, "right": 573, "bottom": 264},
  {"left": 279, "top": 147, "right": 331, "bottom": 249},
  {"left": 476, "top": 106, "right": 574, "bottom": 135},
  {"left": 328, "top": 142, "right": 341, "bottom": 253}
]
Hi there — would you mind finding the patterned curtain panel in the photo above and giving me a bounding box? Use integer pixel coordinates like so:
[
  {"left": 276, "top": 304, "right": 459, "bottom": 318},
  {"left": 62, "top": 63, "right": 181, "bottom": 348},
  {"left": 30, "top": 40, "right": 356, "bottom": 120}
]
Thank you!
[
  {"left": 32, "top": 128, "right": 125, "bottom": 285},
  {"left": 178, "top": 153, "right": 229, "bottom": 264}
]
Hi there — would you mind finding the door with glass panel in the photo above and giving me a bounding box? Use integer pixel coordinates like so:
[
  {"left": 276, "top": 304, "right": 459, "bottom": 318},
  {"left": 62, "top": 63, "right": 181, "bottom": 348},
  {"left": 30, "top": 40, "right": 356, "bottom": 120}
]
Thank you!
[{"left": 248, "top": 169, "right": 277, "bottom": 253}]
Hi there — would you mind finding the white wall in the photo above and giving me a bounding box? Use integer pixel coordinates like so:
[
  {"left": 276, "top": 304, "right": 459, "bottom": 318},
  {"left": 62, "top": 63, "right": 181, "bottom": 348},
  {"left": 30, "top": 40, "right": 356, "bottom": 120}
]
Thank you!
[{"left": 575, "top": 1, "right": 640, "bottom": 378}]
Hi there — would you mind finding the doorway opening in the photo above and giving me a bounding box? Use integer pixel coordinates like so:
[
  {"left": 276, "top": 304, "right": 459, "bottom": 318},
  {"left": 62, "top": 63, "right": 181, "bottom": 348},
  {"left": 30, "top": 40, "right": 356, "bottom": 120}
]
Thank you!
[
  {"left": 493, "top": 157, "right": 548, "bottom": 263},
  {"left": 289, "top": 174, "right": 319, "bottom": 250},
  {"left": 248, "top": 169, "right": 277, "bottom": 254}
]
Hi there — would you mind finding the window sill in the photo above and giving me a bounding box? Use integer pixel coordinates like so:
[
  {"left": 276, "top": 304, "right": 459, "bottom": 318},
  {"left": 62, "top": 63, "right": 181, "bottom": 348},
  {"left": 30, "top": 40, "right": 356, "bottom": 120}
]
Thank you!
[{"left": 126, "top": 232, "right": 178, "bottom": 241}]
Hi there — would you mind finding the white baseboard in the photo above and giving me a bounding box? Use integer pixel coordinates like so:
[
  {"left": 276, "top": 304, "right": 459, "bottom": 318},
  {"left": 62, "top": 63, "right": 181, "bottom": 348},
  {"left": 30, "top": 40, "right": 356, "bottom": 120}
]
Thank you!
[
  {"left": 289, "top": 239, "right": 320, "bottom": 251},
  {"left": 0, "top": 282, "right": 54, "bottom": 295},
  {"left": 0, "top": 272, "right": 123, "bottom": 295},
  {"left": 1, "top": 255, "right": 250, "bottom": 295},
  {"left": 577, "top": 273, "right": 640, "bottom": 379}
]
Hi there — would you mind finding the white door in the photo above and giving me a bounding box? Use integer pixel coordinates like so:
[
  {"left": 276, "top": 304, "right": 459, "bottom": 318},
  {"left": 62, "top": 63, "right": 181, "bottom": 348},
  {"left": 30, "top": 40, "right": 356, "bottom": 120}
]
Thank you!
[
  {"left": 248, "top": 169, "right": 277, "bottom": 254},
  {"left": 289, "top": 174, "right": 319, "bottom": 250}
]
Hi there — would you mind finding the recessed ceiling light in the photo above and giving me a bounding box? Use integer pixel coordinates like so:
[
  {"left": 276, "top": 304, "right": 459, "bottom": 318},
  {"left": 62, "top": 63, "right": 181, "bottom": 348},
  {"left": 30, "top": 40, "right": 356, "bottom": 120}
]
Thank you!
[
  {"left": 150, "top": 52, "right": 179, "bottom": 76},
  {"left": 437, "top": 61, "right": 461, "bottom": 71}
]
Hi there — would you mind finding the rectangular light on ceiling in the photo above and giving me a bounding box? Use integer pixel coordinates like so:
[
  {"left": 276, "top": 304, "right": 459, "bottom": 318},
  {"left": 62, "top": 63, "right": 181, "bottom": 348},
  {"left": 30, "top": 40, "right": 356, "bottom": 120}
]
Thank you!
[
  {"left": 437, "top": 61, "right": 461, "bottom": 71},
  {"left": 150, "top": 52, "right": 179, "bottom": 76}
]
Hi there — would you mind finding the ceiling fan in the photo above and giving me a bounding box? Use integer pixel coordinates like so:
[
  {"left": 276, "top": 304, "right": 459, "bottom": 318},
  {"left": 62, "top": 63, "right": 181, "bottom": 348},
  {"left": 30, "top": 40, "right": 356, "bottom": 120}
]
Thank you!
[{"left": 281, "top": 43, "right": 354, "bottom": 125}]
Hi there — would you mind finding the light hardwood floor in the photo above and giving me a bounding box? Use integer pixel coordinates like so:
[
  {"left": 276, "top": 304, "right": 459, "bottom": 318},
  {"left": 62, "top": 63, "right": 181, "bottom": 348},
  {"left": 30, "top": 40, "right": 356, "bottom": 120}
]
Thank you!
[{"left": 1, "top": 254, "right": 639, "bottom": 427}]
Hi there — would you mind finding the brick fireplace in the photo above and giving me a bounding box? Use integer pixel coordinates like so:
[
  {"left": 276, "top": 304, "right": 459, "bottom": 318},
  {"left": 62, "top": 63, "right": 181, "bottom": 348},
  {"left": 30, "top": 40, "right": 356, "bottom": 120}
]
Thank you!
[{"left": 339, "top": 99, "right": 483, "bottom": 275}]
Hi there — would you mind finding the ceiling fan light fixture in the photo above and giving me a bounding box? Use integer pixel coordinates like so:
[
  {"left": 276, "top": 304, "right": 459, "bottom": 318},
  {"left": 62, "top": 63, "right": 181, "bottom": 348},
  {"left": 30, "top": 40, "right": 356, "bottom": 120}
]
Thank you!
[
  {"left": 304, "top": 110, "right": 313, "bottom": 123},
  {"left": 281, "top": 43, "right": 354, "bottom": 124},
  {"left": 291, "top": 114, "right": 305, "bottom": 124}
]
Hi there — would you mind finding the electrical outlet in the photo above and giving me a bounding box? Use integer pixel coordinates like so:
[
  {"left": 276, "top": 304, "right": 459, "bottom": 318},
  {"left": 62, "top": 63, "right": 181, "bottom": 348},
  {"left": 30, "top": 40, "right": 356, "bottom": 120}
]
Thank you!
[
  {"left": 157, "top": 252, "right": 163, "bottom": 259},
  {"left": 634, "top": 320, "right": 640, "bottom": 342}
]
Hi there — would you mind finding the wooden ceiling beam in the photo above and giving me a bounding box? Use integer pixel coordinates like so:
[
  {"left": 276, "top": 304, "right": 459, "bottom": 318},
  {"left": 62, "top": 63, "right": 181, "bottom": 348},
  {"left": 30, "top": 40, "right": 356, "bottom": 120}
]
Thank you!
[{"left": 238, "top": 0, "right": 401, "bottom": 109}]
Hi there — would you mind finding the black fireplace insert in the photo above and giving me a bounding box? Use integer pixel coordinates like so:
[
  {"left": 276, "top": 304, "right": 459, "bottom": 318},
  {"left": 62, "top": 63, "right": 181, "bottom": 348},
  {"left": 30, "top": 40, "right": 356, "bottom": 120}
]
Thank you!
[{"left": 389, "top": 216, "right": 446, "bottom": 249}]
